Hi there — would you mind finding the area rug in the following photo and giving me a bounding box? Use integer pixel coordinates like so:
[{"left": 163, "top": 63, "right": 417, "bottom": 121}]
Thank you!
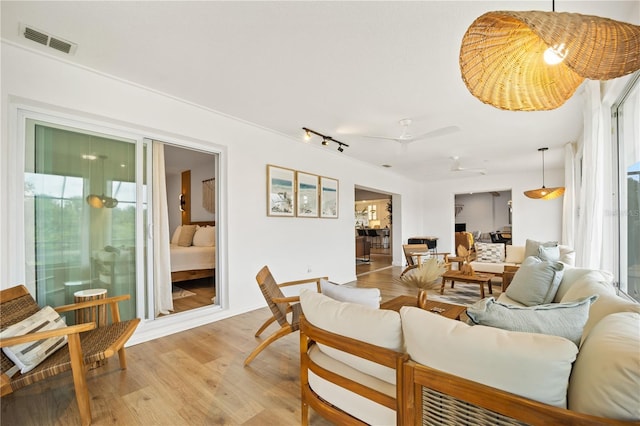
[
  {"left": 172, "top": 285, "right": 196, "bottom": 300},
  {"left": 426, "top": 281, "right": 502, "bottom": 306}
]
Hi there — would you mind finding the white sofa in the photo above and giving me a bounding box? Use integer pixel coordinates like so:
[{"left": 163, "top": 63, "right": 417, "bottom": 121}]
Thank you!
[
  {"left": 299, "top": 265, "right": 640, "bottom": 425},
  {"left": 470, "top": 240, "right": 575, "bottom": 276}
]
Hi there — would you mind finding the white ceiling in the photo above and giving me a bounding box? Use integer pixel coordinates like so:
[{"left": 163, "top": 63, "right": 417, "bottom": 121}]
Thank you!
[{"left": 3, "top": 1, "right": 638, "bottom": 182}]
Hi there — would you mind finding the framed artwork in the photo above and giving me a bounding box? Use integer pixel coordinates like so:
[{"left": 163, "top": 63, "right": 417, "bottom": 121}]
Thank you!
[
  {"left": 267, "top": 165, "right": 295, "bottom": 217},
  {"left": 320, "top": 176, "right": 339, "bottom": 218},
  {"left": 296, "top": 172, "right": 319, "bottom": 217}
]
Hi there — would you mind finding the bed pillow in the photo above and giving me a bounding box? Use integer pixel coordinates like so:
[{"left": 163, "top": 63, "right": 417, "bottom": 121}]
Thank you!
[
  {"left": 466, "top": 296, "right": 597, "bottom": 346},
  {"left": 171, "top": 225, "right": 182, "bottom": 245},
  {"left": 320, "top": 279, "right": 381, "bottom": 308},
  {"left": 192, "top": 226, "right": 215, "bottom": 247},
  {"left": 177, "top": 224, "right": 197, "bottom": 247},
  {"left": 524, "top": 239, "right": 558, "bottom": 259},
  {"left": 505, "top": 256, "right": 565, "bottom": 306},
  {"left": 401, "top": 306, "right": 578, "bottom": 408},
  {"left": 475, "top": 242, "right": 505, "bottom": 263},
  {"left": 0, "top": 306, "right": 68, "bottom": 376}
]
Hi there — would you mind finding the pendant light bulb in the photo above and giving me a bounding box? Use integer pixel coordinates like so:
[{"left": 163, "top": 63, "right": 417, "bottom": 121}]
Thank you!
[{"left": 544, "top": 43, "right": 568, "bottom": 65}]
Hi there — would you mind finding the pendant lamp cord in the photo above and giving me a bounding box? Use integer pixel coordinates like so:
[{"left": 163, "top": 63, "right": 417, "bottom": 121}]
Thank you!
[
  {"left": 541, "top": 149, "right": 546, "bottom": 188},
  {"left": 552, "top": 0, "right": 555, "bottom": 12}
]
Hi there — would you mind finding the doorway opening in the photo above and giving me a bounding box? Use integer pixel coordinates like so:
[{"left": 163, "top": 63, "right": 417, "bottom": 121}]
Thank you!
[
  {"left": 162, "top": 144, "right": 218, "bottom": 315},
  {"left": 454, "top": 190, "right": 513, "bottom": 252},
  {"left": 355, "top": 186, "right": 393, "bottom": 275}
]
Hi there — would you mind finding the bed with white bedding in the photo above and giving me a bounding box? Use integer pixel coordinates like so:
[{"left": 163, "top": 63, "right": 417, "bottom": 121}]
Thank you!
[{"left": 170, "top": 223, "right": 216, "bottom": 282}]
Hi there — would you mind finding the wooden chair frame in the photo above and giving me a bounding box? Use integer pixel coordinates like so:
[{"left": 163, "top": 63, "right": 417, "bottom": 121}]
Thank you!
[
  {"left": 402, "top": 360, "right": 639, "bottom": 426},
  {"left": 1, "top": 285, "right": 140, "bottom": 426},
  {"left": 300, "top": 316, "right": 408, "bottom": 426},
  {"left": 244, "top": 266, "right": 327, "bottom": 366}
]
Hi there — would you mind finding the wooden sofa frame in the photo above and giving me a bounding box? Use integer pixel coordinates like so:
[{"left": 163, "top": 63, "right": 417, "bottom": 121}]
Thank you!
[
  {"left": 300, "top": 316, "right": 408, "bottom": 425},
  {"left": 301, "top": 312, "right": 639, "bottom": 426},
  {"left": 1, "top": 285, "right": 140, "bottom": 426}
]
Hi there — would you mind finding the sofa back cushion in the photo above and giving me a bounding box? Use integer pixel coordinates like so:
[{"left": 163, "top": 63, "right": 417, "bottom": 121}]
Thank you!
[
  {"left": 554, "top": 268, "right": 614, "bottom": 302},
  {"left": 505, "top": 257, "right": 564, "bottom": 306},
  {"left": 299, "top": 290, "right": 403, "bottom": 385},
  {"left": 504, "top": 245, "right": 525, "bottom": 263},
  {"left": 401, "top": 306, "right": 578, "bottom": 408},
  {"left": 568, "top": 312, "right": 640, "bottom": 420},
  {"left": 559, "top": 272, "right": 640, "bottom": 344}
]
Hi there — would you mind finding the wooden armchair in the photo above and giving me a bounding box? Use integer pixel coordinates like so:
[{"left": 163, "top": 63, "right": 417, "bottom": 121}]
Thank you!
[
  {"left": 244, "top": 266, "right": 327, "bottom": 366},
  {"left": 0, "top": 285, "right": 140, "bottom": 426}
]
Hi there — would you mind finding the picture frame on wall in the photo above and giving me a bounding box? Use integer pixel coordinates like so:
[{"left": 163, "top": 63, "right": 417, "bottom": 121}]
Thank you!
[
  {"left": 320, "top": 176, "right": 339, "bottom": 218},
  {"left": 267, "top": 165, "right": 295, "bottom": 217},
  {"left": 296, "top": 172, "right": 319, "bottom": 217}
]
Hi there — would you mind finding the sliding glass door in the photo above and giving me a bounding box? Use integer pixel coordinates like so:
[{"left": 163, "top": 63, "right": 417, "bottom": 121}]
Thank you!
[
  {"left": 24, "top": 119, "right": 144, "bottom": 321},
  {"left": 614, "top": 74, "right": 640, "bottom": 302}
]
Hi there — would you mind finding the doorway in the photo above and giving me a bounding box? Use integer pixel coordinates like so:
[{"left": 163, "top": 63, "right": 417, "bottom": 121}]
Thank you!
[
  {"left": 454, "top": 190, "right": 512, "bottom": 248},
  {"left": 355, "top": 186, "right": 393, "bottom": 275},
  {"left": 162, "top": 144, "right": 218, "bottom": 315}
]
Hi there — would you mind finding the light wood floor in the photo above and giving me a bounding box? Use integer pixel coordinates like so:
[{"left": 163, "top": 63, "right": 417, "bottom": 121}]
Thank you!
[
  {"left": 170, "top": 278, "right": 216, "bottom": 314},
  {"left": 1, "top": 266, "right": 413, "bottom": 426}
]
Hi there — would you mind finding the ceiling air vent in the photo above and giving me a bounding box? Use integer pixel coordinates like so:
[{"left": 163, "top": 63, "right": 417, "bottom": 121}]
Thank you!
[{"left": 20, "top": 24, "right": 77, "bottom": 55}]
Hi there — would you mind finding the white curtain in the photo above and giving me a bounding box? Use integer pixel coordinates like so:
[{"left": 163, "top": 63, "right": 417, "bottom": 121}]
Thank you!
[
  {"left": 575, "top": 81, "right": 608, "bottom": 269},
  {"left": 152, "top": 142, "right": 173, "bottom": 315},
  {"left": 562, "top": 142, "right": 577, "bottom": 247}
]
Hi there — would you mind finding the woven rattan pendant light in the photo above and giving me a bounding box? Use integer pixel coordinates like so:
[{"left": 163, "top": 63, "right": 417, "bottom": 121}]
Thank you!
[
  {"left": 524, "top": 148, "right": 565, "bottom": 200},
  {"left": 459, "top": 6, "right": 640, "bottom": 111}
]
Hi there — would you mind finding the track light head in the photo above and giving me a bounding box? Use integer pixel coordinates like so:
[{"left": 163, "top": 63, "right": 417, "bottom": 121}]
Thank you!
[
  {"left": 337, "top": 145, "right": 344, "bottom": 152},
  {"left": 304, "top": 129, "right": 311, "bottom": 141},
  {"left": 322, "top": 137, "right": 329, "bottom": 146}
]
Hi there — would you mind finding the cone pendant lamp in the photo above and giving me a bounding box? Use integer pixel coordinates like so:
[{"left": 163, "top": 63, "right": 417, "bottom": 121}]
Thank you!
[
  {"left": 524, "top": 147, "right": 565, "bottom": 200},
  {"left": 459, "top": 6, "right": 640, "bottom": 111}
]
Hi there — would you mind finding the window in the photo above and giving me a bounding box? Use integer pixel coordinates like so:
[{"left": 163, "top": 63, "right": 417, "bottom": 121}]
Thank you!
[{"left": 613, "top": 74, "right": 640, "bottom": 302}]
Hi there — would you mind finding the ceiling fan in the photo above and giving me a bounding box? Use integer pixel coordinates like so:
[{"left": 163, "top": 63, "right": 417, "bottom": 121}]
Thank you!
[
  {"left": 450, "top": 156, "right": 487, "bottom": 175},
  {"left": 361, "top": 118, "right": 459, "bottom": 144}
]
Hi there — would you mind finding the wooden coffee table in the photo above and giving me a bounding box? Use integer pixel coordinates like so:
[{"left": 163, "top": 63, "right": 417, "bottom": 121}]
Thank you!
[
  {"left": 440, "top": 270, "right": 493, "bottom": 298},
  {"left": 380, "top": 295, "right": 466, "bottom": 320}
]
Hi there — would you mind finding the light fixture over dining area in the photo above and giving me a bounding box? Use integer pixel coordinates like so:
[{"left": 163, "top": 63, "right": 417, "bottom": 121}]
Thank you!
[
  {"left": 524, "top": 147, "right": 565, "bottom": 200},
  {"left": 459, "top": 1, "right": 640, "bottom": 111}
]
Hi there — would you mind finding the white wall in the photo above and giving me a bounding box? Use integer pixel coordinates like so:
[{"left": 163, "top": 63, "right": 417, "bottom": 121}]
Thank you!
[{"left": 0, "top": 43, "right": 422, "bottom": 341}]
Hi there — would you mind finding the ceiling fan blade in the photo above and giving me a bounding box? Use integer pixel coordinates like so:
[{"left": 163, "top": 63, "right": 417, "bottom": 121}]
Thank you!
[
  {"left": 361, "top": 135, "right": 403, "bottom": 141},
  {"left": 411, "top": 125, "right": 460, "bottom": 142}
]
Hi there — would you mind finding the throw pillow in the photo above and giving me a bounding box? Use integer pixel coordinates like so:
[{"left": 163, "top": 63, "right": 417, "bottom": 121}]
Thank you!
[
  {"left": 401, "top": 306, "right": 578, "bottom": 408},
  {"left": 505, "top": 256, "right": 565, "bottom": 306},
  {"left": 170, "top": 225, "right": 182, "bottom": 245},
  {"left": 320, "top": 279, "right": 381, "bottom": 308},
  {"left": 0, "top": 306, "right": 68, "bottom": 376},
  {"left": 558, "top": 246, "right": 576, "bottom": 266},
  {"left": 524, "top": 239, "right": 558, "bottom": 259},
  {"left": 568, "top": 312, "right": 640, "bottom": 420},
  {"left": 538, "top": 245, "right": 560, "bottom": 261},
  {"left": 177, "top": 224, "right": 197, "bottom": 247},
  {"left": 465, "top": 296, "right": 597, "bottom": 346},
  {"left": 475, "top": 242, "right": 505, "bottom": 263},
  {"left": 192, "top": 225, "right": 215, "bottom": 247}
]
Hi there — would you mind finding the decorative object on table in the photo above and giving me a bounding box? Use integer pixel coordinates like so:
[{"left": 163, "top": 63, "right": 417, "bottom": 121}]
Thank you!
[
  {"left": 458, "top": 245, "right": 475, "bottom": 276},
  {"left": 296, "top": 171, "right": 319, "bottom": 217},
  {"left": 400, "top": 257, "right": 447, "bottom": 309},
  {"left": 319, "top": 176, "right": 339, "bottom": 218},
  {"left": 459, "top": 1, "right": 640, "bottom": 111},
  {"left": 524, "top": 147, "right": 565, "bottom": 200}
]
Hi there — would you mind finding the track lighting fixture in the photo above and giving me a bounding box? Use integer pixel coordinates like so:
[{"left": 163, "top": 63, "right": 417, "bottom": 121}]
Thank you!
[{"left": 302, "top": 127, "right": 349, "bottom": 153}]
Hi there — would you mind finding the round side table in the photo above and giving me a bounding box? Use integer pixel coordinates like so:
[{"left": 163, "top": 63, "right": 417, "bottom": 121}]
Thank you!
[{"left": 74, "top": 288, "right": 107, "bottom": 327}]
